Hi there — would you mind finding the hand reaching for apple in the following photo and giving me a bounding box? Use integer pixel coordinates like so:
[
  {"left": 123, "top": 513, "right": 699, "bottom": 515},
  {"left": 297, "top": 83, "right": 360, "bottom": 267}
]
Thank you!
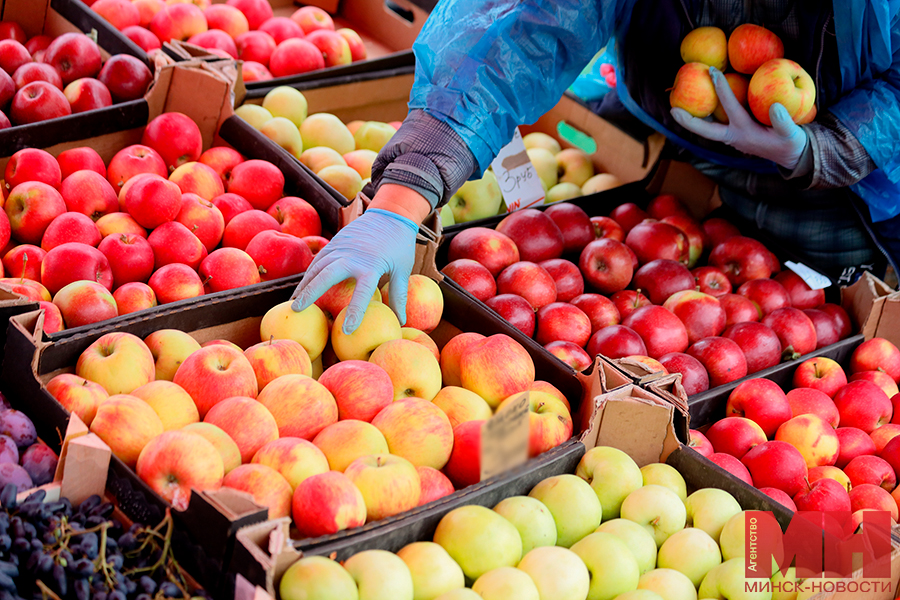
[{"left": 670, "top": 67, "right": 808, "bottom": 170}]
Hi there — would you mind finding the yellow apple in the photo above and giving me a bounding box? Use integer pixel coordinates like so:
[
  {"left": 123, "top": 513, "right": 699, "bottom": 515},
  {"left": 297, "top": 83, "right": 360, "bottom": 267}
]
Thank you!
[
  {"left": 331, "top": 301, "right": 402, "bottom": 362},
  {"left": 76, "top": 332, "right": 156, "bottom": 396},
  {"left": 300, "top": 113, "right": 355, "bottom": 155},
  {"left": 260, "top": 301, "right": 329, "bottom": 361},
  {"left": 311, "top": 420, "right": 389, "bottom": 472},
  {"left": 261, "top": 85, "right": 307, "bottom": 128},
  {"left": 259, "top": 117, "right": 304, "bottom": 159},
  {"left": 369, "top": 338, "right": 442, "bottom": 401},
  {"left": 234, "top": 104, "right": 273, "bottom": 130},
  {"left": 90, "top": 394, "right": 164, "bottom": 467},
  {"left": 45, "top": 373, "right": 108, "bottom": 426},
  {"left": 143, "top": 329, "right": 202, "bottom": 382},
  {"left": 131, "top": 380, "right": 199, "bottom": 430},
  {"left": 181, "top": 422, "right": 241, "bottom": 474}
]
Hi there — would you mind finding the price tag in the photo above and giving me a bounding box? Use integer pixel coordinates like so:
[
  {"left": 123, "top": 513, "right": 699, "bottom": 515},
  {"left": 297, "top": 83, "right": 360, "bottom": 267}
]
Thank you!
[
  {"left": 785, "top": 261, "right": 832, "bottom": 290},
  {"left": 480, "top": 392, "right": 531, "bottom": 481},
  {"left": 490, "top": 128, "right": 546, "bottom": 212}
]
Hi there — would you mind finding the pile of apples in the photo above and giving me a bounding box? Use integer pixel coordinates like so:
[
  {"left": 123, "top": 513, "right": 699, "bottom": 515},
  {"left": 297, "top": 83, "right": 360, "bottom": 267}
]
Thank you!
[
  {"left": 0, "top": 110, "right": 327, "bottom": 332},
  {"left": 236, "top": 85, "right": 398, "bottom": 201},
  {"left": 441, "top": 194, "right": 852, "bottom": 394},
  {"left": 0, "top": 25, "right": 152, "bottom": 128},
  {"left": 670, "top": 23, "right": 816, "bottom": 126},
  {"left": 441, "top": 132, "right": 623, "bottom": 227},
  {"left": 689, "top": 337, "right": 900, "bottom": 519},
  {"left": 88, "top": 0, "right": 367, "bottom": 82},
  {"left": 276, "top": 445, "right": 807, "bottom": 600},
  {"left": 45, "top": 274, "right": 576, "bottom": 536}
]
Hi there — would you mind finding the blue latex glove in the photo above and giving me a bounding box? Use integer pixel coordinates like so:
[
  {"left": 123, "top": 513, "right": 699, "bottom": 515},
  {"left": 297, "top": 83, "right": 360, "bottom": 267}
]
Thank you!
[
  {"left": 290, "top": 208, "right": 419, "bottom": 334},
  {"left": 670, "top": 67, "right": 808, "bottom": 171}
]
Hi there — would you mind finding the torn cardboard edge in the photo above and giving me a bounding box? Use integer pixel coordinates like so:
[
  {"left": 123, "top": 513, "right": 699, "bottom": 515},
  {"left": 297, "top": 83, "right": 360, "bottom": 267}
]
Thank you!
[
  {"left": 233, "top": 519, "right": 299, "bottom": 600},
  {"left": 842, "top": 271, "right": 900, "bottom": 347}
]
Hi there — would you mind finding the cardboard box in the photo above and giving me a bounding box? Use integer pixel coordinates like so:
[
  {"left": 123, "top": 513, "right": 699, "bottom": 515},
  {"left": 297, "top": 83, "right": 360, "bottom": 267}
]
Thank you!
[
  {"left": 841, "top": 272, "right": 900, "bottom": 347},
  {"left": 0, "top": 0, "right": 154, "bottom": 153},
  {"left": 178, "top": 0, "right": 424, "bottom": 89}
]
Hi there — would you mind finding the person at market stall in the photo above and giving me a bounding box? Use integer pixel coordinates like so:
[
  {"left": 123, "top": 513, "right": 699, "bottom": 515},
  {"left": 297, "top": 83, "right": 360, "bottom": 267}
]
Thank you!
[{"left": 291, "top": 0, "right": 900, "bottom": 334}]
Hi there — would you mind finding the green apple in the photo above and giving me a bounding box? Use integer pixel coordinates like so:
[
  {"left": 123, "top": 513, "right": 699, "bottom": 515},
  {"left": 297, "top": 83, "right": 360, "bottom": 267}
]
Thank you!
[
  {"left": 344, "top": 550, "right": 414, "bottom": 600},
  {"left": 300, "top": 113, "right": 355, "bottom": 155},
  {"left": 615, "top": 592, "right": 665, "bottom": 600},
  {"left": 471, "top": 567, "right": 539, "bottom": 600},
  {"left": 235, "top": 104, "right": 273, "bottom": 129},
  {"left": 576, "top": 446, "right": 643, "bottom": 521},
  {"left": 545, "top": 182, "right": 583, "bottom": 204},
  {"left": 300, "top": 147, "right": 347, "bottom": 173},
  {"left": 319, "top": 165, "right": 364, "bottom": 201},
  {"left": 556, "top": 148, "right": 594, "bottom": 187},
  {"left": 439, "top": 205, "right": 455, "bottom": 228},
  {"left": 657, "top": 528, "right": 722, "bottom": 587},
  {"left": 595, "top": 519, "right": 657, "bottom": 575},
  {"left": 280, "top": 556, "right": 359, "bottom": 600},
  {"left": 492, "top": 496, "right": 557, "bottom": 554},
  {"left": 685, "top": 488, "right": 742, "bottom": 544},
  {"left": 354, "top": 121, "right": 396, "bottom": 153},
  {"left": 522, "top": 132, "right": 561, "bottom": 155},
  {"left": 771, "top": 567, "right": 798, "bottom": 600},
  {"left": 262, "top": 86, "right": 308, "bottom": 128},
  {"left": 448, "top": 171, "right": 503, "bottom": 223},
  {"left": 396, "top": 542, "right": 465, "bottom": 600},
  {"left": 527, "top": 148, "right": 558, "bottom": 191},
  {"left": 433, "top": 505, "right": 522, "bottom": 582},
  {"left": 433, "top": 590, "right": 481, "bottom": 600},
  {"left": 528, "top": 474, "right": 602, "bottom": 548},
  {"left": 640, "top": 464, "right": 687, "bottom": 502},
  {"left": 571, "top": 532, "right": 641, "bottom": 600},
  {"left": 259, "top": 117, "right": 304, "bottom": 159},
  {"left": 517, "top": 546, "right": 590, "bottom": 600},
  {"left": 638, "top": 569, "right": 698, "bottom": 600},
  {"left": 719, "top": 512, "right": 748, "bottom": 561},
  {"left": 698, "top": 558, "right": 772, "bottom": 600},
  {"left": 620, "top": 485, "right": 687, "bottom": 548}
]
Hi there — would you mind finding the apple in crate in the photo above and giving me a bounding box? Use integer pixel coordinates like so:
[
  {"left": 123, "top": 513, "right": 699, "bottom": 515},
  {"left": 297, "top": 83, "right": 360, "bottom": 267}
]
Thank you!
[
  {"left": 60, "top": 170, "right": 118, "bottom": 221},
  {"left": 687, "top": 336, "right": 748, "bottom": 387},
  {"left": 709, "top": 236, "right": 772, "bottom": 285},
  {"left": 623, "top": 306, "right": 689, "bottom": 359},
  {"left": 317, "top": 360, "right": 393, "bottom": 423},
  {"left": 786, "top": 387, "right": 840, "bottom": 428},
  {"left": 131, "top": 380, "right": 199, "bottom": 431},
  {"left": 204, "top": 396, "right": 278, "bottom": 464},
  {"left": 459, "top": 334, "right": 535, "bottom": 409},
  {"left": 372, "top": 398, "right": 453, "bottom": 469},
  {"left": 45, "top": 374, "right": 107, "bottom": 426},
  {"left": 448, "top": 227, "right": 519, "bottom": 277},
  {"left": 741, "top": 440, "right": 808, "bottom": 497},
  {"left": 53, "top": 281, "right": 118, "bottom": 329},
  {"left": 90, "top": 394, "right": 164, "bottom": 467},
  {"left": 257, "top": 374, "right": 337, "bottom": 440},
  {"left": 174, "top": 345, "right": 258, "bottom": 417},
  {"left": 495, "top": 209, "right": 563, "bottom": 263},
  {"left": 76, "top": 332, "right": 155, "bottom": 395},
  {"left": 851, "top": 338, "right": 900, "bottom": 383},
  {"left": 833, "top": 381, "right": 892, "bottom": 433},
  {"left": 223, "top": 463, "right": 293, "bottom": 519},
  {"left": 312, "top": 420, "right": 388, "bottom": 474},
  {"left": 775, "top": 414, "right": 839, "bottom": 468},
  {"left": 442, "top": 259, "right": 496, "bottom": 302},
  {"left": 434, "top": 505, "right": 523, "bottom": 580},
  {"left": 345, "top": 453, "right": 420, "bottom": 521},
  {"left": 579, "top": 238, "right": 634, "bottom": 295},
  {"left": 136, "top": 430, "right": 224, "bottom": 510},
  {"left": 725, "top": 379, "right": 791, "bottom": 438},
  {"left": 260, "top": 301, "right": 330, "bottom": 362}
]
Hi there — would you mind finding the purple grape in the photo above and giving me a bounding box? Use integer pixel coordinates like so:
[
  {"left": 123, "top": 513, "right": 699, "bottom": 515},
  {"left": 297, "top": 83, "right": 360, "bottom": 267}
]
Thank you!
[
  {"left": 0, "top": 411, "right": 35, "bottom": 449},
  {"left": 20, "top": 444, "right": 56, "bottom": 486},
  {"left": 0, "top": 464, "right": 31, "bottom": 493},
  {"left": 0, "top": 393, "right": 11, "bottom": 412},
  {"left": 0, "top": 438, "right": 17, "bottom": 467}
]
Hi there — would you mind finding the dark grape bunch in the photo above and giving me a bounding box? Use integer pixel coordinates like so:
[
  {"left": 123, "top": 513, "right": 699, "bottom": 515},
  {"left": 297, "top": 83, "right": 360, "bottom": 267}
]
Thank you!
[{"left": 0, "top": 485, "right": 209, "bottom": 600}]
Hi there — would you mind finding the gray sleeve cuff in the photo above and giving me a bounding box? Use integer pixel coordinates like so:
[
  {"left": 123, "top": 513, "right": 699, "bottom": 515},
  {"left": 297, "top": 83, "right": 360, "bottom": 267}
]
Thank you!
[
  {"left": 777, "top": 136, "right": 814, "bottom": 186},
  {"left": 371, "top": 109, "right": 478, "bottom": 210},
  {"left": 803, "top": 112, "right": 877, "bottom": 190}
]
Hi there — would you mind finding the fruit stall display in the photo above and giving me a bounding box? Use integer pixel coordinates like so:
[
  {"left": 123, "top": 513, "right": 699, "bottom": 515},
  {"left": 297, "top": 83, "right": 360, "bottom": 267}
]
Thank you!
[
  {"left": 85, "top": 0, "right": 428, "bottom": 89},
  {"left": 435, "top": 190, "right": 856, "bottom": 400},
  {"left": 232, "top": 443, "right": 891, "bottom": 600},
  {"left": 1, "top": 271, "right": 600, "bottom": 567},
  {"left": 0, "top": 80, "right": 361, "bottom": 335},
  {"left": 0, "top": 0, "right": 154, "bottom": 149}
]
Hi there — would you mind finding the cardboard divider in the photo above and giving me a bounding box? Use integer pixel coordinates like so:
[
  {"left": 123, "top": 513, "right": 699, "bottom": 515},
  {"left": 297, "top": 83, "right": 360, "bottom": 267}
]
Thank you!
[
  {"left": 0, "top": 0, "right": 156, "bottom": 153},
  {"left": 842, "top": 272, "right": 900, "bottom": 347}
]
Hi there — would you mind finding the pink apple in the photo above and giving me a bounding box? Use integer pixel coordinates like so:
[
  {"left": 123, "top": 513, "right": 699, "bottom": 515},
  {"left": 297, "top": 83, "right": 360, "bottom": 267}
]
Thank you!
[
  {"left": 762, "top": 307, "right": 817, "bottom": 358},
  {"left": 688, "top": 429, "right": 714, "bottom": 457},
  {"left": 792, "top": 356, "right": 847, "bottom": 398},
  {"left": 538, "top": 258, "right": 583, "bottom": 302},
  {"left": 786, "top": 387, "right": 840, "bottom": 428},
  {"left": 578, "top": 238, "right": 634, "bottom": 295}
]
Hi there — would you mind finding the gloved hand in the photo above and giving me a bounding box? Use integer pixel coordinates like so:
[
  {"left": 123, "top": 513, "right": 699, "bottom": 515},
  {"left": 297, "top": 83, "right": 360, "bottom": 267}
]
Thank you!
[
  {"left": 670, "top": 66, "right": 809, "bottom": 171},
  {"left": 290, "top": 208, "right": 419, "bottom": 334}
]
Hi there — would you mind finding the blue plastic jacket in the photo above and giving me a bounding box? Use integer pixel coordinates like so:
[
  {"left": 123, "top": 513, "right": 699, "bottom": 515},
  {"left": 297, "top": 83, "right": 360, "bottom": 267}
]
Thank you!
[{"left": 409, "top": 0, "right": 900, "bottom": 222}]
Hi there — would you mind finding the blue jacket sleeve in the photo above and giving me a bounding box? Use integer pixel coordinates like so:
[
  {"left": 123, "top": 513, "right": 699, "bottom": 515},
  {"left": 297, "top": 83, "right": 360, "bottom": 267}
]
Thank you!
[{"left": 408, "top": 0, "right": 616, "bottom": 174}]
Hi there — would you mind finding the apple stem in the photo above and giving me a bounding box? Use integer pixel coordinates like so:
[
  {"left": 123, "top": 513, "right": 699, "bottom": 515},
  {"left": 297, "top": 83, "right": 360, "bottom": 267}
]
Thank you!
[
  {"left": 201, "top": 275, "right": 212, "bottom": 286},
  {"left": 804, "top": 476, "right": 811, "bottom": 492},
  {"left": 814, "top": 362, "right": 820, "bottom": 378}
]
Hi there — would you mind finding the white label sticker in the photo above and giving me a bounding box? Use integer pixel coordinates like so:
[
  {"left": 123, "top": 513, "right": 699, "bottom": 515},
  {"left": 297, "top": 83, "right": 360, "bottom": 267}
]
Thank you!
[
  {"left": 491, "top": 128, "right": 546, "bottom": 212},
  {"left": 785, "top": 261, "right": 832, "bottom": 290}
]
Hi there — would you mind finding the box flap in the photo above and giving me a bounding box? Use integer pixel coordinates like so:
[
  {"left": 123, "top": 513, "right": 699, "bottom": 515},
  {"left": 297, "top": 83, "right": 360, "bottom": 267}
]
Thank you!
[
  {"left": 841, "top": 272, "right": 900, "bottom": 345},
  {"left": 234, "top": 518, "right": 302, "bottom": 598}
]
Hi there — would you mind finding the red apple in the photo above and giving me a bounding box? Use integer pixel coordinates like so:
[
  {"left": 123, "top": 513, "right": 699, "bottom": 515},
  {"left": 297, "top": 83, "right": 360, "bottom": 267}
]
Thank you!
[
  {"left": 97, "top": 54, "right": 153, "bottom": 102},
  {"left": 578, "top": 238, "right": 633, "bottom": 295},
  {"left": 793, "top": 478, "right": 850, "bottom": 513},
  {"left": 658, "top": 352, "right": 710, "bottom": 395},
  {"left": 586, "top": 325, "right": 647, "bottom": 359},
  {"left": 484, "top": 294, "right": 535, "bottom": 338},
  {"left": 708, "top": 452, "right": 754, "bottom": 486},
  {"left": 12, "top": 63, "right": 62, "bottom": 90},
  {"left": 42, "top": 33, "right": 102, "bottom": 85},
  {"left": 647, "top": 194, "right": 690, "bottom": 220},
  {"left": 608, "top": 203, "right": 648, "bottom": 233},
  {"left": 258, "top": 17, "right": 303, "bottom": 43},
  {"left": 762, "top": 307, "right": 817, "bottom": 358},
  {"left": 222, "top": 209, "right": 281, "bottom": 251},
  {"left": 241, "top": 61, "right": 272, "bottom": 82},
  {"left": 625, "top": 221, "right": 689, "bottom": 266},
  {"left": 60, "top": 170, "right": 118, "bottom": 221},
  {"left": 611, "top": 290, "right": 652, "bottom": 320},
  {"left": 0, "top": 22, "right": 26, "bottom": 44},
  {"left": 726, "top": 378, "right": 791, "bottom": 437},
  {"left": 687, "top": 336, "right": 748, "bottom": 388},
  {"left": 706, "top": 416, "right": 767, "bottom": 459},
  {"left": 691, "top": 266, "right": 731, "bottom": 297},
  {"left": 6, "top": 148, "right": 61, "bottom": 189},
  {"left": 114, "top": 280, "right": 157, "bottom": 316},
  {"left": 229, "top": 0, "right": 274, "bottom": 29},
  {"left": 622, "top": 305, "right": 689, "bottom": 359},
  {"left": 837, "top": 427, "right": 877, "bottom": 469},
  {"left": 199, "top": 248, "right": 261, "bottom": 293},
  {"left": 142, "top": 112, "right": 203, "bottom": 171},
  {"left": 41, "top": 242, "right": 113, "bottom": 294},
  {"left": 52, "top": 280, "right": 118, "bottom": 328},
  {"left": 148, "top": 263, "right": 204, "bottom": 304},
  {"left": 688, "top": 429, "right": 714, "bottom": 457},
  {"left": 544, "top": 202, "right": 593, "bottom": 254},
  {"left": 759, "top": 488, "right": 797, "bottom": 511},
  {"left": 41, "top": 212, "right": 101, "bottom": 251},
  {"left": 447, "top": 227, "right": 519, "bottom": 277},
  {"left": 122, "top": 25, "right": 161, "bottom": 52},
  {"left": 38, "top": 300, "right": 64, "bottom": 334},
  {"left": 0, "top": 40, "right": 30, "bottom": 76},
  {"left": 720, "top": 293, "right": 762, "bottom": 326},
  {"left": 57, "top": 147, "right": 106, "bottom": 180},
  {"left": 741, "top": 440, "right": 808, "bottom": 497},
  {"left": 226, "top": 160, "right": 284, "bottom": 211},
  {"left": 147, "top": 221, "right": 206, "bottom": 271},
  {"left": 245, "top": 230, "right": 313, "bottom": 282},
  {"left": 773, "top": 270, "right": 824, "bottom": 310},
  {"left": 662, "top": 289, "right": 726, "bottom": 344},
  {"left": 496, "top": 261, "right": 557, "bottom": 310},
  {"left": 736, "top": 278, "right": 791, "bottom": 316},
  {"left": 188, "top": 29, "right": 238, "bottom": 58},
  {"left": 443, "top": 420, "right": 483, "bottom": 489},
  {"left": 212, "top": 193, "right": 253, "bottom": 225},
  {"left": 98, "top": 233, "right": 154, "bottom": 287},
  {"left": 441, "top": 259, "right": 496, "bottom": 302},
  {"left": 10, "top": 82, "right": 72, "bottom": 125},
  {"left": 845, "top": 455, "right": 896, "bottom": 491},
  {"left": 589, "top": 216, "right": 625, "bottom": 241},
  {"left": 850, "top": 371, "right": 900, "bottom": 400},
  {"left": 106, "top": 144, "right": 167, "bottom": 190},
  {"left": 537, "top": 258, "right": 583, "bottom": 302},
  {"left": 721, "top": 321, "right": 781, "bottom": 374},
  {"left": 235, "top": 31, "right": 276, "bottom": 65},
  {"left": 266, "top": 196, "right": 321, "bottom": 238},
  {"left": 6, "top": 182, "right": 67, "bottom": 245},
  {"left": 660, "top": 214, "right": 704, "bottom": 267},
  {"left": 535, "top": 302, "right": 590, "bottom": 347},
  {"left": 0, "top": 70, "right": 12, "bottom": 109},
  {"left": 149, "top": 3, "right": 207, "bottom": 43},
  {"left": 92, "top": 0, "right": 141, "bottom": 30},
  {"left": 709, "top": 236, "right": 772, "bottom": 285},
  {"left": 571, "top": 293, "right": 620, "bottom": 333},
  {"left": 879, "top": 436, "right": 900, "bottom": 490},
  {"left": 495, "top": 209, "right": 564, "bottom": 263},
  {"left": 833, "top": 381, "right": 892, "bottom": 433},
  {"left": 268, "top": 38, "right": 326, "bottom": 77},
  {"left": 545, "top": 341, "right": 592, "bottom": 371},
  {"left": 632, "top": 259, "right": 693, "bottom": 305},
  {"left": 791, "top": 356, "right": 846, "bottom": 398},
  {"left": 121, "top": 175, "right": 182, "bottom": 230},
  {"left": 337, "top": 28, "right": 365, "bottom": 62},
  {"left": 199, "top": 147, "right": 244, "bottom": 184},
  {"left": 786, "top": 387, "right": 840, "bottom": 428},
  {"left": 728, "top": 24, "right": 785, "bottom": 74},
  {"left": 851, "top": 338, "right": 900, "bottom": 383},
  {"left": 819, "top": 303, "right": 853, "bottom": 340},
  {"left": 3, "top": 245, "right": 45, "bottom": 280},
  {"left": 803, "top": 309, "right": 840, "bottom": 350}
]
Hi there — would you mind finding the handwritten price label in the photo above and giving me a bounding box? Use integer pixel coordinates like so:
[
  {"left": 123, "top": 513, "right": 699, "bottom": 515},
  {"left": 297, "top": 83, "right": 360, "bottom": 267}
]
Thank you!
[
  {"left": 491, "top": 128, "right": 546, "bottom": 212},
  {"left": 480, "top": 392, "right": 530, "bottom": 481}
]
